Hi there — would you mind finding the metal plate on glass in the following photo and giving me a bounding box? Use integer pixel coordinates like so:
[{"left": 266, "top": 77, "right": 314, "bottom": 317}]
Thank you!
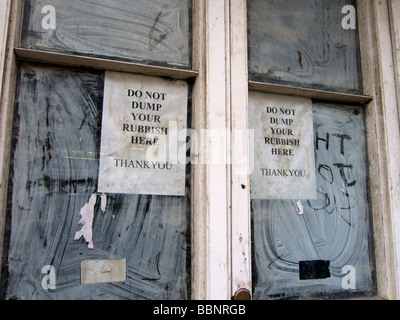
[{"left": 81, "top": 259, "right": 126, "bottom": 284}]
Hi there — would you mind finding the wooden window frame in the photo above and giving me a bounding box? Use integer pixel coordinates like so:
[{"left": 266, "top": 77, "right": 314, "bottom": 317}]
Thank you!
[
  {"left": 227, "top": 0, "right": 400, "bottom": 300},
  {"left": 0, "top": 0, "right": 199, "bottom": 300},
  {"left": 0, "top": 0, "right": 400, "bottom": 300}
]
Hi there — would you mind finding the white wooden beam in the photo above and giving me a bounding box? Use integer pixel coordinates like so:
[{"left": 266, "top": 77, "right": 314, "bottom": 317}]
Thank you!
[
  {"left": 229, "top": 0, "right": 252, "bottom": 298},
  {"left": 204, "top": 0, "right": 230, "bottom": 300}
]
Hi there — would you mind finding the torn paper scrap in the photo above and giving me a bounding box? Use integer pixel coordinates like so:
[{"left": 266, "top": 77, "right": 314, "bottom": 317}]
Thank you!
[
  {"left": 74, "top": 193, "right": 97, "bottom": 249},
  {"left": 296, "top": 199, "right": 304, "bottom": 215},
  {"left": 100, "top": 193, "right": 107, "bottom": 213}
]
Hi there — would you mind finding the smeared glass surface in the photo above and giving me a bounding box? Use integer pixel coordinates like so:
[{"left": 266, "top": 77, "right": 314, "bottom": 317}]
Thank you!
[
  {"left": 3, "top": 65, "right": 190, "bottom": 300},
  {"left": 22, "top": 0, "right": 191, "bottom": 68},
  {"left": 248, "top": 0, "right": 362, "bottom": 93},
  {"left": 252, "top": 102, "right": 374, "bottom": 299}
]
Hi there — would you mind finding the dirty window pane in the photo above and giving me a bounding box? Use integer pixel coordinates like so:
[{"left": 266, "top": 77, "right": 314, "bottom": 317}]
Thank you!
[
  {"left": 2, "top": 64, "right": 190, "bottom": 300},
  {"left": 247, "top": 0, "right": 362, "bottom": 94},
  {"left": 251, "top": 102, "right": 374, "bottom": 299},
  {"left": 21, "top": 0, "right": 191, "bottom": 69}
]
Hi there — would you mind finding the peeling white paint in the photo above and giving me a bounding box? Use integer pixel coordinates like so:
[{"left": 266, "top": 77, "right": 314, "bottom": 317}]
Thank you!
[
  {"left": 296, "top": 199, "right": 304, "bottom": 215},
  {"left": 100, "top": 193, "right": 107, "bottom": 213},
  {"left": 74, "top": 193, "right": 97, "bottom": 249}
]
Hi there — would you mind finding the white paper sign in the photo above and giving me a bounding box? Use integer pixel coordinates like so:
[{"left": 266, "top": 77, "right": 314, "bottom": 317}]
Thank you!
[
  {"left": 249, "top": 92, "right": 316, "bottom": 199},
  {"left": 97, "top": 71, "right": 188, "bottom": 196}
]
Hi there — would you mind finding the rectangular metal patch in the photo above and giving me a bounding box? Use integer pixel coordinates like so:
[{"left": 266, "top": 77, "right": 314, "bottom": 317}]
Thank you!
[{"left": 81, "top": 259, "right": 127, "bottom": 284}]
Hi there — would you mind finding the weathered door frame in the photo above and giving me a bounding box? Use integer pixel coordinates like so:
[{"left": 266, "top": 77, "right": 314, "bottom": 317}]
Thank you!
[{"left": 1, "top": 0, "right": 400, "bottom": 300}]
